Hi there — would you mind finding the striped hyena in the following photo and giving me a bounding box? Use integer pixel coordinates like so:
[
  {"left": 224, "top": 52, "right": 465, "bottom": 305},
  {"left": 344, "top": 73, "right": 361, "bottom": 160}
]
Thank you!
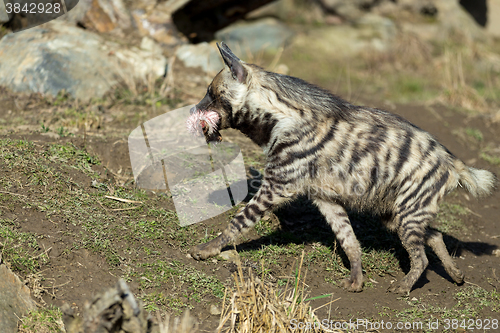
[{"left": 188, "top": 42, "right": 496, "bottom": 294}]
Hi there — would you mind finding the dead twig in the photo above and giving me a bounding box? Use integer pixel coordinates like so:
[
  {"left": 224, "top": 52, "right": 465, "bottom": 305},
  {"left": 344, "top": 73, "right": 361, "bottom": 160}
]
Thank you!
[
  {"left": 98, "top": 200, "right": 142, "bottom": 212},
  {"left": 104, "top": 195, "right": 143, "bottom": 204},
  {"left": 0, "top": 190, "right": 27, "bottom": 198}
]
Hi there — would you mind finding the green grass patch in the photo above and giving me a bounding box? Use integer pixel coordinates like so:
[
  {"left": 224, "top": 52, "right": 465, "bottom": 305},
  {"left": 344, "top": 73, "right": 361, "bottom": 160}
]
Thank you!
[
  {"left": 18, "top": 306, "right": 64, "bottom": 333},
  {"left": 0, "top": 219, "right": 49, "bottom": 274},
  {"left": 480, "top": 150, "right": 500, "bottom": 166},
  {"left": 242, "top": 243, "right": 305, "bottom": 266},
  {"left": 465, "top": 127, "right": 483, "bottom": 142},
  {"left": 380, "top": 286, "right": 499, "bottom": 328},
  {"left": 436, "top": 202, "right": 468, "bottom": 233},
  {"left": 130, "top": 260, "right": 225, "bottom": 314}
]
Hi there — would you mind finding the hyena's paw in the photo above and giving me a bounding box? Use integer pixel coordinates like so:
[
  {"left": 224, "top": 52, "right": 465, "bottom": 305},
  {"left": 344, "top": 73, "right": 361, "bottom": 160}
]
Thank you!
[
  {"left": 445, "top": 264, "right": 465, "bottom": 284},
  {"left": 342, "top": 275, "right": 364, "bottom": 292},
  {"left": 190, "top": 242, "right": 221, "bottom": 260},
  {"left": 387, "top": 280, "right": 412, "bottom": 294}
]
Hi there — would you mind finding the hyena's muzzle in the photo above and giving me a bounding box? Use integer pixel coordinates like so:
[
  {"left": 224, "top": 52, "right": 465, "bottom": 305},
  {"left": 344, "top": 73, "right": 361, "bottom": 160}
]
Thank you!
[{"left": 187, "top": 94, "right": 223, "bottom": 144}]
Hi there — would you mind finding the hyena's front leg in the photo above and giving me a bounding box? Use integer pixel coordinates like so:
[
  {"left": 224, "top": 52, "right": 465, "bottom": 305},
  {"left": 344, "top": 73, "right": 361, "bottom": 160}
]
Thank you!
[
  {"left": 190, "top": 181, "right": 294, "bottom": 260},
  {"left": 313, "top": 199, "right": 364, "bottom": 292}
]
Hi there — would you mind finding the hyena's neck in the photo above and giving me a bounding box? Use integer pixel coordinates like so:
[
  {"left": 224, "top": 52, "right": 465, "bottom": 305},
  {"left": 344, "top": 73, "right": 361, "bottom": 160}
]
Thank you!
[
  {"left": 231, "top": 102, "right": 278, "bottom": 148},
  {"left": 231, "top": 72, "right": 354, "bottom": 150}
]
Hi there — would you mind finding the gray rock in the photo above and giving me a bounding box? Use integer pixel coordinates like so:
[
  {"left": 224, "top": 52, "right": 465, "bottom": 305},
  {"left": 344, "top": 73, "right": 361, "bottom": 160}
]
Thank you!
[
  {"left": 63, "top": 0, "right": 93, "bottom": 25},
  {"left": 0, "top": 20, "right": 167, "bottom": 100},
  {"left": 0, "top": 1, "right": 8, "bottom": 24},
  {"left": 246, "top": 0, "right": 325, "bottom": 24},
  {"left": 80, "top": 0, "right": 132, "bottom": 32},
  {"left": 399, "top": 0, "right": 487, "bottom": 42},
  {"left": 209, "top": 304, "right": 221, "bottom": 315},
  {"left": 215, "top": 18, "right": 294, "bottom": 55},
  {"left": 320, "top": 0, "right": 385, "bottom": 22},
  {"left": 356, "top": 13, "right": 396, "bottom": 42},
  {"left": 320, "top": 0, "right": 364, "bottom": 22},
  {"left": 487, "top": 0, "right": 500, "bottom": 37},
  {"left": 131, "top": 8, "right": 183, "bottom": 46},
  {"left": 219, "top": 249, "right": 240, "bottom": 263},
  {"left": 433, "top": 0, "right": 487, "bottom": 41},
  {"left": 175, "top": 42, "right": 223, "bottom": 74},
  {"left": 0, "top": 264, "right": 37, "bottom": 333}
]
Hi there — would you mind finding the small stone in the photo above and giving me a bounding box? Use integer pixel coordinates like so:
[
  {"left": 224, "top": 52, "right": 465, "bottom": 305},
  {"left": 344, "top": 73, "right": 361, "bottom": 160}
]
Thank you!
[
  {"left": 209, "top": 304, "right": 221, "bottom": 315},
  {"left": 219, "top": 250, "right": 240, "bottom": 263},
  {"left": 493, "top": 249, "right": 500, "bottom": 257},
  {"left": 41, "top": 132, "right": 61, "bottom": 140}
]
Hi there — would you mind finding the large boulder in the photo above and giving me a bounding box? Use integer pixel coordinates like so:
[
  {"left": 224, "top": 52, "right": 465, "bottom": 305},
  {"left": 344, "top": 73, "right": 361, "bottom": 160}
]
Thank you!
[
  {"left": 215, "top": 18, "right": 294, "bottom": 54},
  {"left": 319, "top": 0, "right": 376, "bottom": 22},
  {"left": 131, "top": 8, "right": 184, "bottom": 47},
  {"left": 0, "top": 263, "right": 37, "bottom": 333},
  {"left": 172, "top": 0, "right": 276, "bottom": 43},
  {"left": 79, "top": 0, "right": 132, "bottom": 33},
  {"left": 486, "top": 0, "right": 500, "bottom": 37},
  {"left": 0, "top": 1, "right": 8, "bottom": 24},
  {"left": 434, "top": 0, "right": 487, "bottom": 41},
  {"left": 0, "top": 20, "right": 167, "bottom": 100},
  {"left": 175, "top": 42, "right": 223, "bottom": 74}
]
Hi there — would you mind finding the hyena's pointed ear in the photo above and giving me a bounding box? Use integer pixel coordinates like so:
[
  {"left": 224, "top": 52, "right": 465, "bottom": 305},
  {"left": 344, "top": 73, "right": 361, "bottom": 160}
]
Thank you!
[{"left": 217, "top": 42, "right": 247, "bottom": 83}]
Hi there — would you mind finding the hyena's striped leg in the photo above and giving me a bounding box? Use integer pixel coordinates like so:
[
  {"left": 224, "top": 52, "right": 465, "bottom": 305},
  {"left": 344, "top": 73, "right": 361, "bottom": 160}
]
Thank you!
[
  {"left": 190, "top": 181, "right": 294, "bottom": 260},
  {"left": 425, "top": 229, "right": 464, "bottom": 284},
  {"left": 388, "top": 211, "right": 429, "bottom": 294},
  {"left": 314, "top": 199, "right": 364, "bottom": 292}
]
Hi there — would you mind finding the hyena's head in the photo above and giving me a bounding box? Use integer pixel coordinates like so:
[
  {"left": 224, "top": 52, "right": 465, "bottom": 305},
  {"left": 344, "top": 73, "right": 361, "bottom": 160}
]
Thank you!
[{"left": 189, "top": 42, "right": 253, "bottom": 143}]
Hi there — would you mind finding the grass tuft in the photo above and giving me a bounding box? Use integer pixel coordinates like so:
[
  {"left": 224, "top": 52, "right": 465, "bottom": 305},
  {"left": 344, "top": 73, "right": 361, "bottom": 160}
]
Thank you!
[
  {"left": 217, "top": 251, "right": 342, "bottom": 333},
  {"left": 18, "top": 307, "right": 65, "bottom": 333}
]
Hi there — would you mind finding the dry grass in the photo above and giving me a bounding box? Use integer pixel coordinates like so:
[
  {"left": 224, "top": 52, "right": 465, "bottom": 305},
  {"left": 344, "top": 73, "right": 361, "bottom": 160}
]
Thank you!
[
  {"left": 157, "top": 310, "right": 199, "bottom": 333},
  {"left": 362, "top": 32, "right": 433, "bottom": 71},
  {"left": 436, "top": 49, "right": 489, "bottom": 113},
  {"left": 216, "top": 252, "right": 343, "bottom": 333}
]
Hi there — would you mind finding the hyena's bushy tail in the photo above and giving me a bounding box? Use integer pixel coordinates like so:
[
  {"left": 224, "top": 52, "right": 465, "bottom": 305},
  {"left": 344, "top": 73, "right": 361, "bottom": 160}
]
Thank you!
[{"left": 455, "top": 160, "right": 496, "bottom": 197}]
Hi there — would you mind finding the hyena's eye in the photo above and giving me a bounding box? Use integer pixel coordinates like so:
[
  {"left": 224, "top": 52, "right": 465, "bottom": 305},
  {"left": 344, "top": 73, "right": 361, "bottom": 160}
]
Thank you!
[{"left": 205, "top": 87, "right": 216, "bottom": 107}]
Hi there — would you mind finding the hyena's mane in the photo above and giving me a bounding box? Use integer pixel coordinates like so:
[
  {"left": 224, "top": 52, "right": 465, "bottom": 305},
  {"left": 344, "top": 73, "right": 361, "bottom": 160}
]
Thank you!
[{"left": 255, "top": 69, "right": 355, "bottom": 121}]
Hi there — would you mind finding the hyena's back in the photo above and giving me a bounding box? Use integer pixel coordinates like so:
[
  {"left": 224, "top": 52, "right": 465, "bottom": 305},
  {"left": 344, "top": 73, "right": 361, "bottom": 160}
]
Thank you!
[
  {"left": 269, "top": 106, "right": 493, "bottom": 217},
  {"left": 190, "top": 42, "right": 496, "bottom": 294}
]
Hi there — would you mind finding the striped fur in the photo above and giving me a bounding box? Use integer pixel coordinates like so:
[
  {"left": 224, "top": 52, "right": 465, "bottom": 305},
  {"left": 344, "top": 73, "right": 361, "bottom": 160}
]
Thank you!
[{"left": 189, "top": 42, "right": 496, "bottom": 294}]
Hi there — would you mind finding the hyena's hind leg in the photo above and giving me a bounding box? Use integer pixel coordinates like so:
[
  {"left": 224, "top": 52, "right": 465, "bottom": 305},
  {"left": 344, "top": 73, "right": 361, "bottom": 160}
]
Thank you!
[
  {"left": 387, "top": 210, "right": 430, "bottom": 294},
  {"left": 425, "top": 229, "right": 464, "bottom": 284},
  {"left": 314, "top": 199, "right": 364, "bottom": 292},
  {"left": 190, "top": 181, "right": 294, "bottom": 260}
]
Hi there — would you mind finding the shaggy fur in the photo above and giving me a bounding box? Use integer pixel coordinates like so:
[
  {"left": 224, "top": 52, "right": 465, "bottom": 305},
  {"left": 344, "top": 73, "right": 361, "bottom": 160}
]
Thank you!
[{"left": 188, "top": 42, "right": 496, "bottom": 293}]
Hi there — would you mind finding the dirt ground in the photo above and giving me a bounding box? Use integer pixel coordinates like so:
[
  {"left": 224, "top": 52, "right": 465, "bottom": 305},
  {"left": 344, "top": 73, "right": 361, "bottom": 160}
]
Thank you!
[{"left": 1, "top": 61, "right": 499, "bottom": 332}]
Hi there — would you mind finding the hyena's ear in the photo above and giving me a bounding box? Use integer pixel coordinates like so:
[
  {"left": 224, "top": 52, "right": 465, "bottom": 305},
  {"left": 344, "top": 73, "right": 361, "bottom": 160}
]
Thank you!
[{"left": 217, "top": 42, "right": 247, "bottom": 83}]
